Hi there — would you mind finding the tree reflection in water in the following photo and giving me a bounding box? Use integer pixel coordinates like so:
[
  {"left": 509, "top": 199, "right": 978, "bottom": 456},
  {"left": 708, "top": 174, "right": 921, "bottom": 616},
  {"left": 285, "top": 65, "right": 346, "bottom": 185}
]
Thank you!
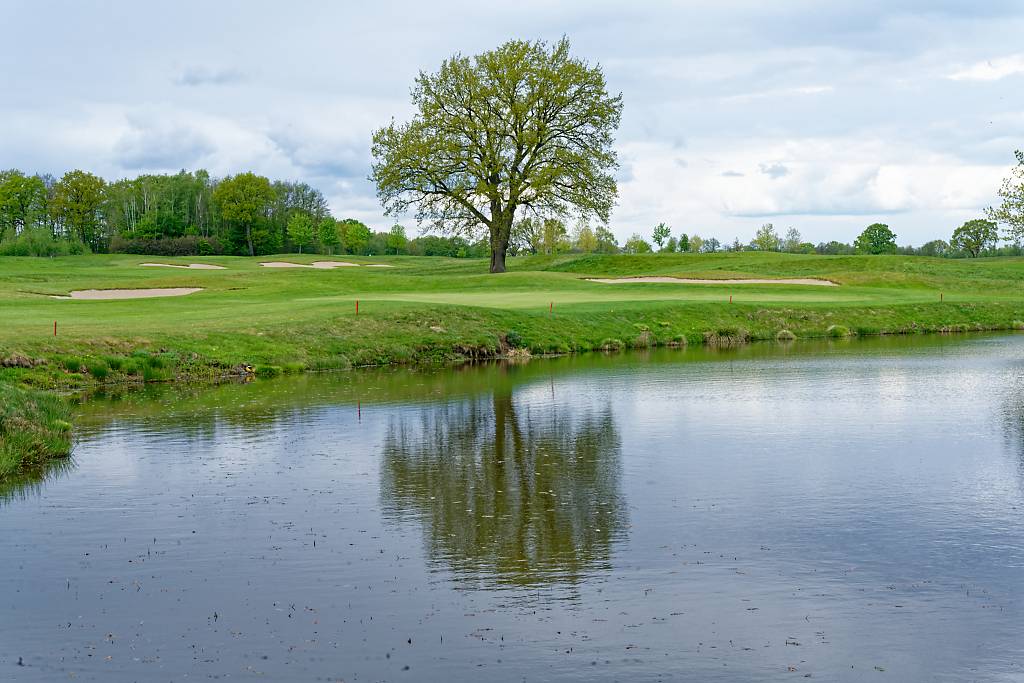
[{"left": 380, "top": 387, "right": 626, "bottom": 588}]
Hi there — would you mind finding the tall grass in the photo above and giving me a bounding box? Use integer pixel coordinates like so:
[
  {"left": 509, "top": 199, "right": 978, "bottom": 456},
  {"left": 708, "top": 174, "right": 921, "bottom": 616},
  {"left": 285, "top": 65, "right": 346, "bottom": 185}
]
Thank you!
[{"left": 0, "top": 384, "right": 73, "bottom": 477}]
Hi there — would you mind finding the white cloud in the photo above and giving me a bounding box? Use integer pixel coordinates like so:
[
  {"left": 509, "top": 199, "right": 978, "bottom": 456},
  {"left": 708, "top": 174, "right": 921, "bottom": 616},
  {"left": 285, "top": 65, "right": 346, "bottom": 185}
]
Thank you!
[{"left": 948, "top": 54, "right": 1024, "bottom": 81}]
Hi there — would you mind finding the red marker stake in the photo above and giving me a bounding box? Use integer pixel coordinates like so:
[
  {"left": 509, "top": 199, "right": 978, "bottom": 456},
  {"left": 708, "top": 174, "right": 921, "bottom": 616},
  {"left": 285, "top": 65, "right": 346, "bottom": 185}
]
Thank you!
[
  {"left": 549, "top": 301, "right": 553, "bottom": 315},
  {"left": 729, "top": 295, "right": 733, "bottom": 304},
  {"left": 356, "top": 300, "right": 359, "bottom": 315},
  {"left": 54, "top": 321, "right": 57, "bottom": 336}
]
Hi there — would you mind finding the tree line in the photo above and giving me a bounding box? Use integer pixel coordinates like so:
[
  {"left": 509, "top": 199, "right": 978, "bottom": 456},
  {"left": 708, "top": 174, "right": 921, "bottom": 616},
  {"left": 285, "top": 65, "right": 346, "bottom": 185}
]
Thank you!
[{"left": 0, "top": 167, "right": 496, "bottom": 258}]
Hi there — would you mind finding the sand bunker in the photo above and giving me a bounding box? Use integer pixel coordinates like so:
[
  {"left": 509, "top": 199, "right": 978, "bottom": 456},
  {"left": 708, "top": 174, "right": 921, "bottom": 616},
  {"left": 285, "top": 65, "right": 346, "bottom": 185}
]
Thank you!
[
  {"left": 53, "top": 288, "right": 204, "bottom": 300},
  {"left": 140, "top": 263, "right": 226, "bottom": 270},
  {"left": 586, "top": 276, "right": 837, "bottom": 286},
  {"left": 260, "top": 261, "right": 360, "bottom": 269}
]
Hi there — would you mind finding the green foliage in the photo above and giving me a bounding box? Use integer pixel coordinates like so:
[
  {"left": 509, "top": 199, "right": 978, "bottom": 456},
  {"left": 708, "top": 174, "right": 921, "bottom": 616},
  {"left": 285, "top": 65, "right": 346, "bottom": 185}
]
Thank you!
[
  {"left": 318, "top": 218, "right": 340, "bottom": 255},
  {"left": 678, "top": 233, "right": 690, "bottom": 252},
  {"left": 855, "top": 223, "right": 897, "bottom": 255},
  {"left": 987, "top": 150, "right": 1024, "bottom": 244},
  {"left": 594, "top": 226, "right": 619, "bottom": 254},
  {"left": 951, "top": 219, "right": 999, "bottom": 257},
  {"left": 51, "top": 170, "right": 107, "bottom": 252},
  {"left": 371, "top": 38, "right": 623, "bottom": 273},
  {"left": 339, "top": 218, "right": 371, "bottom": 255},
  {"left": 623, "top": 233, "right": 653, "bottom": 254},
  {"left": 287, "top": 213, "right": 316, "bottom": 254},
  {"left": 919, "top": 239, "right": 950, "bottom": 257},
  {"left": 212, "top": 172, "right": 277, "bottom": 256},
  {"left": 688, "top": 234, "right": 704, "bottom": 254},
  {"left": 0, "top": 169, "right": 48, "bottom": 240},
  {"left": 0, "top": 227, "right": 89, "bottom": 256},
  {"left": 752, "top": 223, "right": 780, "bottom": 252},
  {"left": 386, "top": 224, "right": 408, "bottom": 255},
  {"left": 652, "top": 223, "right": 671, "bottom": 250}
]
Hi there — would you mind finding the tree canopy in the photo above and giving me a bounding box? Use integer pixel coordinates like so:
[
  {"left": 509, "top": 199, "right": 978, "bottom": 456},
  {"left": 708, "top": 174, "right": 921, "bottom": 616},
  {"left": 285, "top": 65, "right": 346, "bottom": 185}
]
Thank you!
[
  {"left": 951, "top": 218, "right": 998, "bottom": 257},
  {"left": 371, "top": 38, "right": 623, "bottom": 273},
  {"left": 855, "top": 223, "right": 897, "bottom": 254},
  {"left": 987, "top": 150, "right": 1024, "bottom": 244}
]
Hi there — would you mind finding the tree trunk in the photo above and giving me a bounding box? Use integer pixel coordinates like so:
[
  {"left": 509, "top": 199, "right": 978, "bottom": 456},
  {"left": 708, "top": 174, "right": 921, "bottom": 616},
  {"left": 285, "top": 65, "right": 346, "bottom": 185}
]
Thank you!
[
  {"left": 490, "top": 240, "right": 507, "bottom": 273},
  {"left": 489, "top": 210, "right": 514, "bottom": 274},
  {"left": 246, "top": 224, "right": 254, "bottom": 257}
]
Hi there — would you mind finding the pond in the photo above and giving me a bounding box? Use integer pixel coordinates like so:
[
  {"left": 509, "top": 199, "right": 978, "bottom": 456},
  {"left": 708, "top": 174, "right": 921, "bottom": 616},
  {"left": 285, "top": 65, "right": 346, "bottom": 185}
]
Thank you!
[{"left": 3, "top": 335, "right": 1024, "bottom": 681}]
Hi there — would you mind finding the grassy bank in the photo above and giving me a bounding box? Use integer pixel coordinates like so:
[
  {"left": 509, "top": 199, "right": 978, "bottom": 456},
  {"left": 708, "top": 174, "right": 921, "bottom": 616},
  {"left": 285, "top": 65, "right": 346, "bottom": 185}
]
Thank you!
[
  {"left": 1, "top": 251, "right": 1023, "bottom": 475},
  {"left": 0, "top": 384, "right": 72, "bottom": 478}
]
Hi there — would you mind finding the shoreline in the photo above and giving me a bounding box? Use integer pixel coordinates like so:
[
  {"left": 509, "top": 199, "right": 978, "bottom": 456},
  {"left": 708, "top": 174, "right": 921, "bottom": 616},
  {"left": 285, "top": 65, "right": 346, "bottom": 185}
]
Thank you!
[{"left": 3, "top": 299, "right": 1024, "bottom": 480}]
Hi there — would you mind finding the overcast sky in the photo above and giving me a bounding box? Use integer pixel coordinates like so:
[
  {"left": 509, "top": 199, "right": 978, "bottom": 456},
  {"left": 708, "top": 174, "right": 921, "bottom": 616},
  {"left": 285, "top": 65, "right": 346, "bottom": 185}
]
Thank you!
[{"left": 1, "top": 0, "right": 1022, "bottom": 245}]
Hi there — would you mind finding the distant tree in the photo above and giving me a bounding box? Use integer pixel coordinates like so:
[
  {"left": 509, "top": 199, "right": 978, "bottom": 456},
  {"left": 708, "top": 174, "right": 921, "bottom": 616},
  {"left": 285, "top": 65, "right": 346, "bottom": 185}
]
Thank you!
[
  {"left": 854, "top": 223, "right": 897, "bottom": 254},
  {"left": 919, "top": 239, "right": 949, "bottom": 257},
  {"left": 287, "top": 213, "right": 316, "bottom": 253},
  {"left": 594, "top": 225, "right": 619, "bottom": 253},
  {"left": 0, "top": 170, "right": 48, "bottom": 239},
  {"left": 213, "top": 172, "right": 276, "bottom": 256},
  {"left": 652, "top": 222, "right": 671, "bottom": 250},
  {"left": 730, "top": 237, "right": 743, "bottom": 252},
  {"left": 815, "top": 240, "right": 855, "bottom": 255},
  {"left": 371, "top": 38, "right": 623, "bottom": 273},
  {"left": 951, "top": 218, "right": 998, "bottom": 257},
  {"left": 623, "top": 233, "right": 653, "bottom": 254},
  {"left": 510, "top": 217, "right": 544, "bottom": 255},
  {"left": 318, "top": 218, "right": 340, "bottom": 255},
  {"left": 751, "top": 223, "right": 780, "bottom": 252},
  {"left": 573, "top": 224, "right": 597, "bottom": 253},
  {"left": 678, "top": 232, "right": 690, "bottom": 252},
  {"left": 987, "top": 150, "right": 1024, "bottom": 244},
  {"left": 387, "top": 224, "right": 408, "bottom": 254},
  {"left": 541, "top": 218, "right": 570, "bottom": 255},
  {"left": 665, "top": 235, "right": 678, "bottom": 252},
  {"left": 338, "top": 218, "right": 371, "bottom": 255},
  {"left": 688, "top": 234, "right": 704, "bottom": 253},
  {"left": 701, "top": 237, "right": 721, "bottom": 253},
  {"left": 51, "top": 170, "right": 107, "bottom": 251},
  {"left": 782, "top": 227, "right": 803, "bottom": 253}
]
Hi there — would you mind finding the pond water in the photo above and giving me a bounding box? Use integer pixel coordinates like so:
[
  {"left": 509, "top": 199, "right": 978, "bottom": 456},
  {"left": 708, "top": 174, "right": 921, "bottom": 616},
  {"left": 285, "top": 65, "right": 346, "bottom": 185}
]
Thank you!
[{"left": 3, "top": 335, "right": 1024, "bottom": 681}]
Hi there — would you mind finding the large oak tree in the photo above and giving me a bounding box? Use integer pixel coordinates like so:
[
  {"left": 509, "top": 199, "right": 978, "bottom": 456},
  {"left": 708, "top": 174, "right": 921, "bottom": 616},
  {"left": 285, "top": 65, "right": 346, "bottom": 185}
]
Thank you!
[{"left": 371, "top": 38, "right": 622, "bottom": 273}]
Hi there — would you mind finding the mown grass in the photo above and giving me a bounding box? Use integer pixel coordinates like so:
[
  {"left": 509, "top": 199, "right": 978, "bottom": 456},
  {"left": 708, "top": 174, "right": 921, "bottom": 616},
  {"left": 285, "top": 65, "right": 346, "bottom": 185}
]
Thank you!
[{"left": 0, "top": 251, "right": 1023, "bottom": 476}]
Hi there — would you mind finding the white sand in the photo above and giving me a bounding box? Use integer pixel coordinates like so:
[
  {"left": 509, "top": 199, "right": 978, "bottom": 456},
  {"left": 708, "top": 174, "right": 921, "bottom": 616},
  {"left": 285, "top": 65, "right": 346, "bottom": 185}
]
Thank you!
[
  {"left": 586, "top": 276, "right": 838, "bottom": 286},
  {"left": 311, "top": 261, "right": 360, "bottom": 268},
  {"left": 260, "top": 261, "right": 360, "bottom": 269},
  {"left": 140, "top": 263, "right": 226, "bottom": 270},
  {"left": 53, "top": 288, "right": 204, "bottom": 300}
]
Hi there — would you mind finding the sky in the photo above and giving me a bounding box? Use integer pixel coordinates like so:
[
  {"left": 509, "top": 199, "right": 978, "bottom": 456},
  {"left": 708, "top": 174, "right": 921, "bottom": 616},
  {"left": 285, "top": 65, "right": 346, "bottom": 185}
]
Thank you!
[{"left": 1, "top": 0, "right": 1022, "bottom": 246}]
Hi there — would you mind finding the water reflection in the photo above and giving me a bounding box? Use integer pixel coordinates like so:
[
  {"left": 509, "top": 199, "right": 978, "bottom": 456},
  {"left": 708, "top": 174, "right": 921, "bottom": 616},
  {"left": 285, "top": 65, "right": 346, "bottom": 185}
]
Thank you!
[
  {"left": 380, "top": 387, "right": 626, "bottom": 587},
  {"left": 0, "top": 456, "right": 75, "bottom": 503}
]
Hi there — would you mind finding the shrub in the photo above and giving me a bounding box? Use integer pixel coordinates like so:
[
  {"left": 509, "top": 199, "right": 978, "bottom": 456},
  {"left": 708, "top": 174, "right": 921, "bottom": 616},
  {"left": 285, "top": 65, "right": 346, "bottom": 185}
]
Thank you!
[
  {"left": 104, "top": 356, "right": 124, "bottom": 371},
  {"left": 504, "top": 330, "right": 525, "bottom": 348},
  {"left": 109, "top": 235, "right": 223, "bottom": 256},
  {"left": 86, "top": 361, "right": 109, "bottom": 380},
  {"left": 776, "top": 329, "right": 796, "bottom": 341},
  {"left": 0, "top": 228, "right": 90, "bottom": 257},
  {"left": 826, "top": 324, "right": 852, "bottom": 338},
  {"left": 60, "top": 356, "right": 85, "bottom": 373}
]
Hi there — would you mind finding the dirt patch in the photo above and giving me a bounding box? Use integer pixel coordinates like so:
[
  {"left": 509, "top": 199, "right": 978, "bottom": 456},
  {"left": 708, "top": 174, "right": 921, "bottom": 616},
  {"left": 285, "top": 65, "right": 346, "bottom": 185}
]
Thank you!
[
  {"left": 260, "top": 261, "right": 360, "bottom": 269},
  {"left": 140, "top": 263, "right": 226, "bottom": 270},
  {"left": 586, "top": 276, "right": 837, "bottom": 286},
  {"left": 52, "top": 288, "right": 204, "bottom": 300}
]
